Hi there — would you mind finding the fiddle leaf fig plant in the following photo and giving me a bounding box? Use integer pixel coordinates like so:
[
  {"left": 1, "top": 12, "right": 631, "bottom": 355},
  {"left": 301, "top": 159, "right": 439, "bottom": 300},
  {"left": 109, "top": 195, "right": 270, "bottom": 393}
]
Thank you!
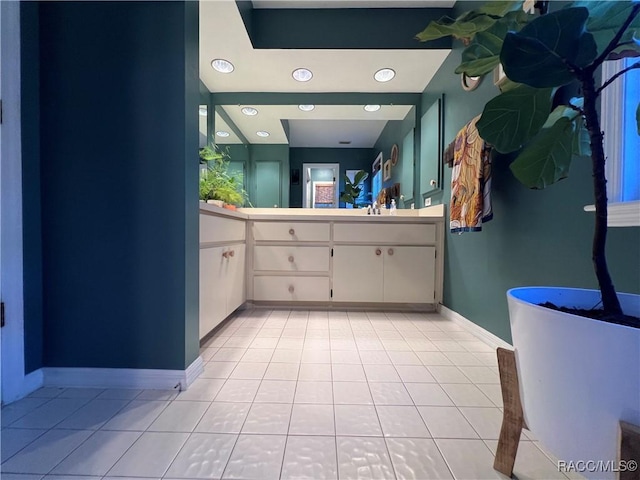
[
  {"left": 417, "top": 1, "right": 640, "bottom": 325},
  {"left": 340, "top": 170, "right": 369, "bottom": 207}
]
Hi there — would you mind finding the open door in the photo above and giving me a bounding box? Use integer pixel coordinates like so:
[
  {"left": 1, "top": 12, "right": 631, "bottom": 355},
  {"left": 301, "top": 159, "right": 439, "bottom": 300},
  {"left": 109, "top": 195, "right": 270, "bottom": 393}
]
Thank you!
[{"left": 302, "top": 163, "right": 339, "bottom": 208}]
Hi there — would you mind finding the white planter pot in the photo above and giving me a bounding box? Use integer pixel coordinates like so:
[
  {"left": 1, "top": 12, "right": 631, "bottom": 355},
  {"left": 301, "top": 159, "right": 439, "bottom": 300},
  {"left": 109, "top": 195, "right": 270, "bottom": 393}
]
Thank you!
[{"left": 508, "top": 287, "right": 640, "bottom": 480}]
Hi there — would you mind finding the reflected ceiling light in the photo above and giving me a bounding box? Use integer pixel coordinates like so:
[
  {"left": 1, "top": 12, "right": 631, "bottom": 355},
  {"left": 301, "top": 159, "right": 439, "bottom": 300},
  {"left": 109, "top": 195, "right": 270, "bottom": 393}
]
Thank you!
[
  {"left": 298, "top": 104, "right": 315, "bottom": 111},
  {"left": 364, "top": 104, "right": 381, "bottom": 112},
  {"left": 241, "top": 107, "right": 258, "bottom": 116},
  {"left": 292, "top": 68, "right": 313, "bottom": 82},
  {"left": 211, "top": 59, "right": 234, "bottom": 73},
  {"left": 256, "top": 131, "right": 270, "bottom": 137},
  {"left": 198, "top": 107, "right": 208, "bottom": 116},
  {"left": 374, "top": 68, "right": 396, "bottom": 82},
  {"left": 216, "top": 131, "right": 230, "bottom": 138}
]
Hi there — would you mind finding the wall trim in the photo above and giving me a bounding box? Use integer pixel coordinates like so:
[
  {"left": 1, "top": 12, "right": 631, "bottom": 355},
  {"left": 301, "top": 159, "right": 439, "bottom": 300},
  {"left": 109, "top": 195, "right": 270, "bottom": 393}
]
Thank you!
[
  {"left": 42, "top": 356, "right": 204, "bottom": 391},
  {"left": 438, "top": 304, "right": 513, "bottom": 349},
  {"left": 584, "top": 201, "right": 640, "bottom": 227}
]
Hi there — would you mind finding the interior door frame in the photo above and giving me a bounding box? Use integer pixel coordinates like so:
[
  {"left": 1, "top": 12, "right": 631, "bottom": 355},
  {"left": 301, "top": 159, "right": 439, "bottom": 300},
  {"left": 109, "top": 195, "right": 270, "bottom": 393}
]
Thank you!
[
  {"left": 1, "top": 1, "right": 42, "bottom": 404},
  {"left": 302, "top": 163, "right": 339, "bottom": 208}
]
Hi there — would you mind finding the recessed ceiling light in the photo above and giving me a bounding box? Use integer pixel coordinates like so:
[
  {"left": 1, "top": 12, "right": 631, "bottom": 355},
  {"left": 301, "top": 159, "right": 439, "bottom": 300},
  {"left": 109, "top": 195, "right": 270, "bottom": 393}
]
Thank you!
[
  {"left": 292, "top": 68, "right": 313, "bottom": 82},
  {"left": 298, "top": 104, "right": 315, "bottom": 111},
  {"left": 374, "top": 68, "right": 396, "bottom": 82},
  {"left": 211, "top": 59, "right": 234, "bottom": 73},
  {"left": 241, "top": 107, "right": 258, "bottom": 116},
  {"left": 364, "top": 104, "right": 381, "bottom": 112},
  {"left": 216, "top": 131, "right": 230, "bottom": 138},
  {"left": 256, "top": 131, "right": 270, "bottom": 137},
  {"left": 198, "top": 107, "right": 208, "bottom": 117}
]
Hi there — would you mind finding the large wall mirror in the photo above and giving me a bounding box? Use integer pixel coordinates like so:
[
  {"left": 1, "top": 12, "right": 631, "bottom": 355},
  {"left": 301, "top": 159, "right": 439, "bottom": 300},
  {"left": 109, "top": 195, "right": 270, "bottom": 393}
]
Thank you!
[
  {"left": 420, "top": 94, "right": 445, "bottom": 200},
  {"left": 199, "top": 96, "right": 444, "bottom": 209}
]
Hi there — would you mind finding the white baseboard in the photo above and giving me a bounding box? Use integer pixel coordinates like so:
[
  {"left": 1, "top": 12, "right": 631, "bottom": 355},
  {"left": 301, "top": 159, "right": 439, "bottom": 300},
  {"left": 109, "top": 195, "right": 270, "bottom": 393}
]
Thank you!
[
  {"left": 42, "top": 356, "right": 204, "bottom": 391},
  {"left": 438, "top": 305, "right": 513, "bottom": 350}
]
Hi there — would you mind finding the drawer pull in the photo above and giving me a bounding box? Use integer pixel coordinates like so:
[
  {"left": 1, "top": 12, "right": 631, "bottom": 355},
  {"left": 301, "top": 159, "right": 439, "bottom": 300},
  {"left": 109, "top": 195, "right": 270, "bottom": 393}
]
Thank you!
[
  {"left": 288, "top": 256, "right": 295, "bottom": 263},
  {"left": 289, "top": 228, "right": 295, "bottom": 235},
  {"left": 375, "top": 248, "right": 382, "bottom": 256},
  {"left": 229, "top": 250, "right": 235, "bottom": 257},
  {"left": 388, "top": 248, "right": 394, "bottom": 256},
  {"left": 288, "top": 285, "right": 295, "bottom": 293},
  {"left": 222, "top": 251, "right": 230, "bottom": 258}
]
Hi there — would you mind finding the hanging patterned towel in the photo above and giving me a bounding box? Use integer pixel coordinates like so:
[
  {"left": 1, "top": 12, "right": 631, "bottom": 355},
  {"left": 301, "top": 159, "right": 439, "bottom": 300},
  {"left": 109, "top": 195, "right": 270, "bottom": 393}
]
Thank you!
[{"left": 450, "top": 115, "right": 493, "bottom": 233}]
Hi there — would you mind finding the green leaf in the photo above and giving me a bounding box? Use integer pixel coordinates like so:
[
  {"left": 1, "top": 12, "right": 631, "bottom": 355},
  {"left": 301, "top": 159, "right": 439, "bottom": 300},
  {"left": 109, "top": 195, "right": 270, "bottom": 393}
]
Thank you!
[
  {"left": 542, "top": 99, "right": 582, "bottom": 129},
  {"left": 455, "top": 10, "right": 530, "bottom": 77},
  {"left": 637, "top": 102, "right": 640, "bottom": 135},
  {"left": 477, "top": 1, "right": 523, "bottom": 17},
  {"left": 353, "top": 170, "right": 368, "bottom": 186},
  {"left": 416, "top": 13, "right": 497, "bottom": 42},
  {"left": 501, "top": 7, "right": 597, "bottom": 88},
  {"left": 476, "top": 84, "right": 554, "bottom": 153},
  {"left": 510, "top": 116, "right": 574, "bottom": 189},
  {"left": 497, "top": 78, "right": 523, "bottom": 92},
  {"left": 574, "top": 1, "right": 640, "bottom": 57}
]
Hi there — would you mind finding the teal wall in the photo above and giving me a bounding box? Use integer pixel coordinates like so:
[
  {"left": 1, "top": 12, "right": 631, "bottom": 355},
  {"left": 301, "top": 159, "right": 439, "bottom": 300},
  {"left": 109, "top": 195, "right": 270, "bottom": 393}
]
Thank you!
[
  {"left": 246, "top": 7, "right": 451, "bottom": 50},
  {"left": 30, "top": 1, "right": 200, "bottom": 369},
  {"left": 373, "top": 109, "right": 416, "bottom": 206},
  {"left": 423, "top": 3, "right": 640, "bottom": 342},
  {"left": 21, "top": 3, "right": 43, "bottom": 373},
  {"left": 289, "top": 148, "right": 374, "bottom": 208}
]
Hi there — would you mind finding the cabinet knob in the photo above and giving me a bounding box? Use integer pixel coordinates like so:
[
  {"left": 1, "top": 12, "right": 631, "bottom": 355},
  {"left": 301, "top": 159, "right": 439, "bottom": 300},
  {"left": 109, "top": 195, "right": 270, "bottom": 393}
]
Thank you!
[
  {"left": 388, "top": 248, "right": 394, "bottom": 256},
  {"left": 288, "top": 285, "right": 295, "bottom": 293},
  {"left": 288, "top": 256, "right": 294, "bottom": 263},
  {"left": 222, "top": 251, "right": 229, "bottom": 258},
  {"left": 288, "top": 228, "right": 295, "bottom": 235},
  {"left": 375, "top": 248, "right": 382, "bottom": 256},
  {"left": 229, "top": 250, "right": 235, "bottom": 257}
]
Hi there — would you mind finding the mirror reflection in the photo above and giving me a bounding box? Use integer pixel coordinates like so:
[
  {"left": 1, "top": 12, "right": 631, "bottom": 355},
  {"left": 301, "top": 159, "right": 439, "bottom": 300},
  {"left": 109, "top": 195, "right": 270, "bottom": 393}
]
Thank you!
[
  {"left": 199, "top": 98, "right": 442, "bottom": 208},
  {"left": 199, "top": 100, "right": 442, "bottom": 209}
]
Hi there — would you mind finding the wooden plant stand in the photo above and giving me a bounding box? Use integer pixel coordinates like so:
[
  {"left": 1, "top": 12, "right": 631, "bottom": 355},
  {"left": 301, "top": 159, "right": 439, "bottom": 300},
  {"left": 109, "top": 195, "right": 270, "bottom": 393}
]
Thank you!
[
  {"left": 493, "top": 348, "right": 640, "bottom": 480},
  {"left": 493, "top": 347, "right": 525, "bottom": 477}
]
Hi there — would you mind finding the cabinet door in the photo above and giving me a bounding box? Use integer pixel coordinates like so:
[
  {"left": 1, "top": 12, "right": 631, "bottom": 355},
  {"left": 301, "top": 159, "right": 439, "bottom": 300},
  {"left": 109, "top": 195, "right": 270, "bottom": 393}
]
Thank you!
[
  {"left": 226, "top": 244, "right": 246, "bottom": 315},
  {"left": 383, "top": 246, "right": 435, "bottom": 304},
  {"left": 200, "top": 246, "right": 228, "bottom": 339},
  {"left": 332, "top": 246, "right": 383, "bottom": 302}
]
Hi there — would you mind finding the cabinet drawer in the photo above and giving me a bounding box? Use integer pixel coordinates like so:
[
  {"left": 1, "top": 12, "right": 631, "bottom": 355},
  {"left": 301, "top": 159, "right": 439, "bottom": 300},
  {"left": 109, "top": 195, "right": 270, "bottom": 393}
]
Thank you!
[
  {"left": 253, "top": 221, "right": 330, "bottom": 242},
  {"left": 254, "top": 246, "right": 330, "bottom": 272},
  {"left": 253, "top": 276, "right": 330, "bottom": 302},
  {"left": 333, "top": 223, "right": 435, "bottom": 244},
  {"left": 200, "top": 214, "right": 246, "bottom": 243}
]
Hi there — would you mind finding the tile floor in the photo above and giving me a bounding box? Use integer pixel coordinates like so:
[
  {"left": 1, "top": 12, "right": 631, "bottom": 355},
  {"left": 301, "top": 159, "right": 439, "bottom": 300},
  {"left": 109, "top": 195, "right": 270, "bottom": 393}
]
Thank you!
[{"left": 2, "top": 309, "right": 576, "bottom": 480}]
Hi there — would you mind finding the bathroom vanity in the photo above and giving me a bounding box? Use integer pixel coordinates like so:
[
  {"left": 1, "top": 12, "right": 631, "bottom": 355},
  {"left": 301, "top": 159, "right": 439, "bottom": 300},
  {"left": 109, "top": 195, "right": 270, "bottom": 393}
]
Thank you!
[{"left": 199, "top": 204, "right": 445, "bottom": 339}]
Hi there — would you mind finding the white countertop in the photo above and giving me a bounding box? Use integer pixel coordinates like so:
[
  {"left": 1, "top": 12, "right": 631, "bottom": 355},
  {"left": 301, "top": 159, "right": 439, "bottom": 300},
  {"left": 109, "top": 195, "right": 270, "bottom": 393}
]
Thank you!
[{"left": 199, "top": 203, "right": 445, "bottom": 222}]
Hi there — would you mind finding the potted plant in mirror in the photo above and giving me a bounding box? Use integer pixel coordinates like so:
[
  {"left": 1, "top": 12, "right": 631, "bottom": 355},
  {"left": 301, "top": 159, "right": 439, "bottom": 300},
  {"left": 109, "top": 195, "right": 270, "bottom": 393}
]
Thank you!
[
  {"left": 418, "top": 2, "right": 640, "bottom": 475},
  {"left": 199, "top": 144, "right": 250, "bottom": 209},
  {"left": 340, "top": 170, "right": 369, "bottom": 208}
]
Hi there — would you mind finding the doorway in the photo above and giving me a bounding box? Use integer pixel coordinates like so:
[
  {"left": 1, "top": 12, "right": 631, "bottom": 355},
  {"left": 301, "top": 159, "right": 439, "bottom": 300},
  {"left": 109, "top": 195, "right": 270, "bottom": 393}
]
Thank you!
[
  {"left": 1, "top": 1, "right": 41, "bottom": 404},
  {"left": 302, "top": 163, "right": 339, "bottom": 209}
]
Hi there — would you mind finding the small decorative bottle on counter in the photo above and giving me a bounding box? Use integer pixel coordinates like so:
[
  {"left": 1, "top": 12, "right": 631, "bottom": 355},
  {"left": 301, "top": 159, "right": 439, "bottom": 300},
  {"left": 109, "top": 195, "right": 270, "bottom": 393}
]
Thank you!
[{"left": 390, "top": 199, "right": 397, "bottom": 216}]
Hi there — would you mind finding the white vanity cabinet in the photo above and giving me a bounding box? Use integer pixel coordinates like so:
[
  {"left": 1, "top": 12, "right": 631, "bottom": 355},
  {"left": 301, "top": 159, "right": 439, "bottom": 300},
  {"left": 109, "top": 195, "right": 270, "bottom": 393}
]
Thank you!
[
  {"left": 250, "top": 221, "right": 331, "bottom": 302},
  {"left": 212, "top": 205, "right": 444, "bottom": 311},
  {"left": 332, "top": 223, "right": 438, "bottom": 305},
  {"left": 199, "top": 211, "right": 246, "bottom": 339}
]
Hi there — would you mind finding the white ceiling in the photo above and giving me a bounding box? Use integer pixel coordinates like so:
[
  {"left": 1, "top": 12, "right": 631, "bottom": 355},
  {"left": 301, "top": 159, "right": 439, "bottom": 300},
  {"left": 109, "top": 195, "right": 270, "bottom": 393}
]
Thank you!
[
  {"left": 216, "top": 104, "right": 412, "bottom": 147},
  {"left": 199, "top": 0, "right": 451, "bottom": 146},
  {"left": 289, "top": 119, "right": 388, "bottom": 148}
]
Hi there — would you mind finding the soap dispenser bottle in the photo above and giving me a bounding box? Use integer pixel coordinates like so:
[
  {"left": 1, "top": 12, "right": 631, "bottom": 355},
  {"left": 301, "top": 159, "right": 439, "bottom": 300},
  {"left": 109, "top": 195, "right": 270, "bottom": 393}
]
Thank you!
[{"left": 390, "top": 199, "right": 397, "bottom": 216}]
